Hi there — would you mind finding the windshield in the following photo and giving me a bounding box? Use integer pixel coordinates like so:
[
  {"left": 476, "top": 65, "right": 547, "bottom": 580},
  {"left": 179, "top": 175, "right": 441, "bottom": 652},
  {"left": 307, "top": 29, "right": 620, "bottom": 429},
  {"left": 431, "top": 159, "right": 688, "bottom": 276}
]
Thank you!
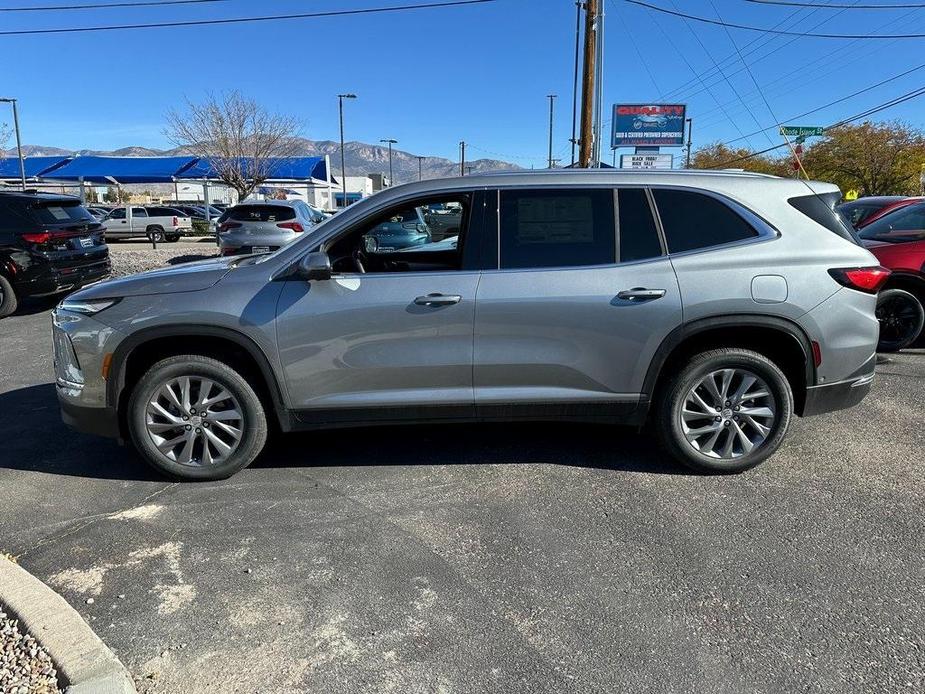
[{"left": 858, "top": 202, "right": 925, "bottom": 242}]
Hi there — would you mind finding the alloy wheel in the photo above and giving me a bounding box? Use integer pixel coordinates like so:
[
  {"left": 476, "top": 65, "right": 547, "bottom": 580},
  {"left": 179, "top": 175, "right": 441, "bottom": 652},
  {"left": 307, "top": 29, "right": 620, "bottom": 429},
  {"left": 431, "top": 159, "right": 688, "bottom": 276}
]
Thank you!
[
  {"left": 680, "top": 368, "right": 777, "bottom": 460},
  {"left": 145, "top": 376, "right": 244, "bottom": 466},
  {"left": 876, "top": 293, "right": 921, "bottom": 345}
]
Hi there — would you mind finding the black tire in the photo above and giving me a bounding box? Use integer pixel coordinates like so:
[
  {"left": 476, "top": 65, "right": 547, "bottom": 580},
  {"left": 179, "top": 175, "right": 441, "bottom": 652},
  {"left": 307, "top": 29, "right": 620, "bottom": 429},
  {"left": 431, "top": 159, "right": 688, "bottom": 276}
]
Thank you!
[
  {"left": 876, "top": 288, "right": 924, "bottom": 353},
  {"left": 656, "top": 348, "right": 793, "bottom": 474},
  {"left": 0, "top": 274, "right": 17, "bottom": 318},
  {"left": 127, "top": 355, "right": 268, "bottom": 481},
  {"left": 146, "top": 226, "right": 165, "bottom": 243}
]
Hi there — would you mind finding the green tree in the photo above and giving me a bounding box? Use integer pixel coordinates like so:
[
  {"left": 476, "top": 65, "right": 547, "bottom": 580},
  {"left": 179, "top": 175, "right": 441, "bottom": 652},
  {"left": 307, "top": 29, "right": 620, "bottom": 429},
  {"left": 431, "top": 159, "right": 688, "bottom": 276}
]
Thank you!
[
  {"left": 690, "top": 142, "right": 790, "bottom": 176},
  {"left": 801, "top": 121, "right": 925, "bottom": 196}
]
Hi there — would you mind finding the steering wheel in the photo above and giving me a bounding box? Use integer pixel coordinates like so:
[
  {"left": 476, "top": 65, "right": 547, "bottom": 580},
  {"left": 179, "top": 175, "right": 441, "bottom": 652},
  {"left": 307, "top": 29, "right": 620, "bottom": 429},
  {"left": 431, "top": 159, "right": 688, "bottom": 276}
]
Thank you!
[{"left": 352, "top": 248, "right": 366, "bottom": 274}]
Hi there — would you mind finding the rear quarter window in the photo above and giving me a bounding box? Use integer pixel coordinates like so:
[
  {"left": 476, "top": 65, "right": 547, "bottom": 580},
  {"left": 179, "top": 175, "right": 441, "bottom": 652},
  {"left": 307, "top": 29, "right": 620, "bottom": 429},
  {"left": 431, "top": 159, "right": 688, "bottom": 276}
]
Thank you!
[
  {"left": 229, "top": 205, "right": 296, "bottom": 222},
  {"left": 789, "top": 192, "right": 857, "bottom": 243},
  {"left": 652, "top": 189, "right": 758, "bottom": 253}
]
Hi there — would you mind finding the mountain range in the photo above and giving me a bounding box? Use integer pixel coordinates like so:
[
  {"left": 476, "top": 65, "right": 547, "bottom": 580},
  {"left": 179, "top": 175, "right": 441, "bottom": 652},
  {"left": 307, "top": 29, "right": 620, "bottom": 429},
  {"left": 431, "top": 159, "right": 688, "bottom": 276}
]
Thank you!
[{"left": 2, "top": 138, "right": 520, "bottom": 184}]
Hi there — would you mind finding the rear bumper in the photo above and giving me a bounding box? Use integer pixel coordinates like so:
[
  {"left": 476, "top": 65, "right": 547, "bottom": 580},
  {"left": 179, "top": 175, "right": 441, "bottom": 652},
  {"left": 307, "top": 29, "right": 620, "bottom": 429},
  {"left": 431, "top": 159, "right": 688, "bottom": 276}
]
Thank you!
[
  {"left": 15, "top": 258, "right": 111, "bottom": 298},
  {"left": 800, "top": 354, "right": 876, "bottom": 416},
  {"left": 59, "top": 396, "right": 120, "bottom": 439}
]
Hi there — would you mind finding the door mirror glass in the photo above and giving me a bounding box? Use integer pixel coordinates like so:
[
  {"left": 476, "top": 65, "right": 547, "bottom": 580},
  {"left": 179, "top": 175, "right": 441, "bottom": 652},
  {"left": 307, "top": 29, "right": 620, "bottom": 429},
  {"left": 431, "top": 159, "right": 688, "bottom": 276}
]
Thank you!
[
  {"left": 298, "top": 251, "right": 332, "bottom": 281},
  {"left": 361, "top": 235, "right": 380, "bottom": 254}
]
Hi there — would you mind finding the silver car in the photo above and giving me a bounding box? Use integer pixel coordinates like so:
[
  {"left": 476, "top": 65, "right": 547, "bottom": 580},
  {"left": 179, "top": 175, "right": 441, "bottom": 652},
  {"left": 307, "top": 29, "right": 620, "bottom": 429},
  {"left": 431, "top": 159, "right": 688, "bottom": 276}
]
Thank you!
[
  {"left": 53, "top": 170, "right": 881, "bottom": 480},
  {"left": 217, "top": 200, "right": 318, "bottom": 256}
]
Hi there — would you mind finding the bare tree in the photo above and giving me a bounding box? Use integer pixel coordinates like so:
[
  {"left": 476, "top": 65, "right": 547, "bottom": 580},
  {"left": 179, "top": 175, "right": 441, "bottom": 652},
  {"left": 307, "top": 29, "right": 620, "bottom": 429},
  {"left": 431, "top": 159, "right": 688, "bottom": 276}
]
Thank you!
[{"left": 165, "top": 91, "right": 302, "bottom": 201}]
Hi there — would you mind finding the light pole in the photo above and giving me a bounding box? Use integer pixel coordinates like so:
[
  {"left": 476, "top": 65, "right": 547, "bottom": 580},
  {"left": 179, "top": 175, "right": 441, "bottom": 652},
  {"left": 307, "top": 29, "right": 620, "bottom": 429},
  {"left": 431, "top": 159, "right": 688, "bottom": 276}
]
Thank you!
[
  {"left": 459, "top": 141, "right": 466, "bottom": 176},
  {"left": 337, "top": 93, "right": 356, "bottom": 207},
  {"left": 416, "top": 155, "right": 424, "bottom": 181},
  {"left": 0, "top": 97, "right": 26, "bottom": 191},
  {"left": 547, "top": 94, "right": 557, "bottom": 169},
  {"left": 380, "top": 138, "right": 398, "bottom": 186},
  {"left": 685, "top": 117, "right": 693, "bottom": 168}
]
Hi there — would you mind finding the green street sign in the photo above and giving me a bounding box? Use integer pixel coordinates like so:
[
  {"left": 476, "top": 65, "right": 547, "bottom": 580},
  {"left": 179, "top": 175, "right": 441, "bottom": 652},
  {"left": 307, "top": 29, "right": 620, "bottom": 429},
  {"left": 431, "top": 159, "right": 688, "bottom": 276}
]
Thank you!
[{"left": 780, "top": 125, "right": 824, "bottom": 137}]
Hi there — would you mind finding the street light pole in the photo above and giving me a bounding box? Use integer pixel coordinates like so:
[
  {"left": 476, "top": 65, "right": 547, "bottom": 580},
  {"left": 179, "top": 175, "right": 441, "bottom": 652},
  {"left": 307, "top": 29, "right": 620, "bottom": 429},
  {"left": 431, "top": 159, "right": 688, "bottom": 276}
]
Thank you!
[
  {"left": 1, "top": 97, "right": 27, "bottom": 191},
  {"left": 337, "top": 93, "right": 356, "bottom": 207},
  {"left": 685, "top": 117, "right": 693, "bottom": 168},
  {"left": 547, "top": 94, "right": 557, "bottom": 169},
  {"left": 416, "top": 156, "right": 424, "bottom": 181},
  {"left": 380, "top": 138, "right": 398, "bottom": 186},
  {"left": 459, "top": 141, "right": 466, "bottom": 176}
]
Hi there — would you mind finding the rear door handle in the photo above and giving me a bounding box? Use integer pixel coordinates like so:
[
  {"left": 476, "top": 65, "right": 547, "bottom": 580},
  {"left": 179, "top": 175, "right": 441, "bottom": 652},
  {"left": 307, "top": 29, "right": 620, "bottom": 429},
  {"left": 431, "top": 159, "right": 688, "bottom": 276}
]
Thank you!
[
  {"left": 617, "top": 288, "right": 666, "bottom": 301},
  {"left": 414, "top": 293, "right": 462, "bottom": 306}
]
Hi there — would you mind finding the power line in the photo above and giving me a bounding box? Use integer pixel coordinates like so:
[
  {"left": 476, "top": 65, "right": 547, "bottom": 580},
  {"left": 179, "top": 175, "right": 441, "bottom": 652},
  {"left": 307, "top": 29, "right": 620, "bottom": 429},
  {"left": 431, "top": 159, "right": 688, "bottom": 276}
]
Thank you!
[
  {"left": 0, "top": 0, "right": 496, "bottom": 36},
  {"left": 712, "top": 84, "right": 925, "bottom": 167},
  {"left": 0, "top": 0, "right": 229, "bottom": 11},
  {"left": 624, "top": 0, "right": 925, "bottom": 38},
  {"left": 745, "top": 0, "right": 925, "bottom": 8}
]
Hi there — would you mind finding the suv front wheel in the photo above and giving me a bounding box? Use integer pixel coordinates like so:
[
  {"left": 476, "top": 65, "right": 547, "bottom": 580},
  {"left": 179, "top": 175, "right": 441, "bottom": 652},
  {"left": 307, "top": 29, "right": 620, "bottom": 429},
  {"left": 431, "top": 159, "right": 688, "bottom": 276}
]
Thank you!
[
  {"left": 656, "top": 348, "right": 793, "bottom": 473},
  {"left": 127, "top": 355, "right": 268, "bottom": 480}
]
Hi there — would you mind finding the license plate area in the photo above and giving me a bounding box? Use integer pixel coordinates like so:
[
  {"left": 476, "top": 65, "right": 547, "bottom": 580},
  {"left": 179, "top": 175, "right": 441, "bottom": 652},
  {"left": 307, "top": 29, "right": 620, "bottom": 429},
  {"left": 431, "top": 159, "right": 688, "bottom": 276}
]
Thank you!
[{"left": 252, "top": 246, "right": 270, "bottom": 253}]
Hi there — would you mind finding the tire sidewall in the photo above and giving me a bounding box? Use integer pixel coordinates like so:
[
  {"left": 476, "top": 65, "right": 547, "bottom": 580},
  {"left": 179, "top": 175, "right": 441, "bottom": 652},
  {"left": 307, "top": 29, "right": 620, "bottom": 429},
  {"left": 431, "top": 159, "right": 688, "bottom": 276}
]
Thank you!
[
  {"left": 660, "top": 350, "right": 794, "bottom": 473},
  {"left": 147, "top": 226, "right": 164, "bottom": 242},
  {"left": 0, "top": 274, "right": 17, "bottom": 318},
  {"left": 128, "top": 356, "right": 267, "bottom": 480},
  {"left": 876, "top": 288, "right": 925, "bottom": 353}
]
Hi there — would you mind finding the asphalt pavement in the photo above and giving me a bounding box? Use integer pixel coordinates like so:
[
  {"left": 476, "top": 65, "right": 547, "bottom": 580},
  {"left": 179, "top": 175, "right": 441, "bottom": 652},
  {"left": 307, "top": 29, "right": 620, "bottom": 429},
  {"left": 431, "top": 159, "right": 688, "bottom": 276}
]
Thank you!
[{"left": 1, "top": 301, "right": 924, "bottom": 694}]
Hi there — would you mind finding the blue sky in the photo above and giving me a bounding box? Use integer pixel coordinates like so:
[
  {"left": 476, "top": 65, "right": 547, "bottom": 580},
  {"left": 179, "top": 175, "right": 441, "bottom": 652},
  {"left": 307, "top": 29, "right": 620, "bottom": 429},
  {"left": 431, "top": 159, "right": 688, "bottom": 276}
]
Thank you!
[{"left": 1, "top": 0, "right": 924, "bottom": 166}]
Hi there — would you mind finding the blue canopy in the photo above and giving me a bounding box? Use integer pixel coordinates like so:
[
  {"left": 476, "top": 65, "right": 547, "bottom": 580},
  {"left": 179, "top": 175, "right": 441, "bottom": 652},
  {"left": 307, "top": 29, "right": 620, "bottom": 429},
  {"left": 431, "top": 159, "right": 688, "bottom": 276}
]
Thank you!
[
  {"left": 40, "top": 156, "right": 199, "bottom": 184},
  {"left": 177, "top": 156, "right": 331, "bottom": 182},
  {"left": 0, "top": 156, "right": 71, "bottom": 179}
]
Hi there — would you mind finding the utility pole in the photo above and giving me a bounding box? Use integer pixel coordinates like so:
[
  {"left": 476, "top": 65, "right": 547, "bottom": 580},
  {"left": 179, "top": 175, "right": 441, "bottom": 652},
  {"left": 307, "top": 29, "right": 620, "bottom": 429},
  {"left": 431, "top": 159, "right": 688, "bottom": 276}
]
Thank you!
[
  {"left": 578, "top": 0, "right": 598, "bottom": 168},
  {"left": 380, "top": 138, "right": 397, "bottom": 186},
  {"left": 570, "top": 0, "right": 581, "bottom": 166},
  {"left": 592, "top": 0, "right": 604, "bottom": 167},
  {"left": 459, "top": 140, "right": 466, "bottom": 176},
  {"left": 0, "top": 97, "right": 26, "bottom": 191},
  {"left": 547, "top": 94, "right": 557, "bottom": 169},
  {"left": 417, "top": 156, "right": 424, "bottom": 181},
  {"left": 685, "top": 118, "right": 693, "bottom": 168},
  {"left": 337, "top": 93, "right": 356, "bottom": 207}
]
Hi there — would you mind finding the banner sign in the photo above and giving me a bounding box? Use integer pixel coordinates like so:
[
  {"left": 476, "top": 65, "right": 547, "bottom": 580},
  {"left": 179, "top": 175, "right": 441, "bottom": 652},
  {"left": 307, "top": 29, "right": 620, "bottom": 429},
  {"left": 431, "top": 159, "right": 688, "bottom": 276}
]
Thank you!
[
  {"left": 611, "top": 104, "right": 686, "bottom": 148},
  {"left": 620, "top": 153, "right": 673, "bottom": 170}
]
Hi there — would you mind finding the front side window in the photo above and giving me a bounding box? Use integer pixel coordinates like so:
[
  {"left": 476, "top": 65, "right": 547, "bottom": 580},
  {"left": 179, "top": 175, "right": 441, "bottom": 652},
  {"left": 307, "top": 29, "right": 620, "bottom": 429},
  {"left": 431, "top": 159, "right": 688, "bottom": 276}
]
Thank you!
[
  {"left": 326, "top": 196, "right": 469, "bottom": 274},
  {"left": 653, "top": 189, "right": 758, "bottom": 254},
  {"left": 108, "top": 208, "right": 126, "bottom": 219},
  {"left": 499, "top": 188, "right": 615, "bottom": 269}
]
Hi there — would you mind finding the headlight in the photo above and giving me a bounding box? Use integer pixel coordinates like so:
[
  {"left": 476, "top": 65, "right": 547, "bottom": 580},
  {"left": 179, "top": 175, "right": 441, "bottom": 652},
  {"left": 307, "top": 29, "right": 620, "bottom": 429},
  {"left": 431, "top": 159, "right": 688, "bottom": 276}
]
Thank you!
[{"left": 59, "top": 298, "right": 121, "bottom": 315}]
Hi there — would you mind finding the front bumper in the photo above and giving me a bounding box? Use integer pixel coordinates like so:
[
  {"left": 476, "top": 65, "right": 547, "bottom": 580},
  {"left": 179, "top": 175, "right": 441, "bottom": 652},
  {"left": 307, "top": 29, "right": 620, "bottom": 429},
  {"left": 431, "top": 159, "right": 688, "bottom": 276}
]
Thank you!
[
  {"left": 801, "top": 355, "right": 876, "bottom": 416},
  {"left": 59, "top": 397, "right": 120, "bottom": 438}
]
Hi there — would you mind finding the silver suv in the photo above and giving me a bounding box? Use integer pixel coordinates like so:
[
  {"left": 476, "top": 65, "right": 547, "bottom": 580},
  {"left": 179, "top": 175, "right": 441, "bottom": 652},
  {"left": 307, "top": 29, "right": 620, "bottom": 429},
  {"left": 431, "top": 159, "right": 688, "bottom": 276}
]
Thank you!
[
  {"left": 217, "top": 200, "right": 321, "bottom": 256},
  {"left": 53, "top": 170, "right": 883, "bottom": 480}
]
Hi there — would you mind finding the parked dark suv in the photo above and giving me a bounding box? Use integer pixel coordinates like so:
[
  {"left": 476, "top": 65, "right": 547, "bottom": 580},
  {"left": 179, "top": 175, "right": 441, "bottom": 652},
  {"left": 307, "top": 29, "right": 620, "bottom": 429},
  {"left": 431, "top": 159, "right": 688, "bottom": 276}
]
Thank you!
[{"left": 0, "top": 190, "right": 110, "bottom": 317}]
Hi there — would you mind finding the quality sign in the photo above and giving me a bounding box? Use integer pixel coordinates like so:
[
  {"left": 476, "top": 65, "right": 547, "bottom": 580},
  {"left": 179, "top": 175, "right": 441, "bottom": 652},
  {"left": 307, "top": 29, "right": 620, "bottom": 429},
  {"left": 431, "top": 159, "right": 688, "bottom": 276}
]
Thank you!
[{"left": 611, "top": 104, "right": 687, "bottom": 148}]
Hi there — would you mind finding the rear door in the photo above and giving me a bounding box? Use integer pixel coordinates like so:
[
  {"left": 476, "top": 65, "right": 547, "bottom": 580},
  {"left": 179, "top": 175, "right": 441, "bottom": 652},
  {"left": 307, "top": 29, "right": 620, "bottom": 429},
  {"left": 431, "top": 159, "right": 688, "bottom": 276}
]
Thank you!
[{"left": 473, "top": 186, "right": 682, "bottom": 416}]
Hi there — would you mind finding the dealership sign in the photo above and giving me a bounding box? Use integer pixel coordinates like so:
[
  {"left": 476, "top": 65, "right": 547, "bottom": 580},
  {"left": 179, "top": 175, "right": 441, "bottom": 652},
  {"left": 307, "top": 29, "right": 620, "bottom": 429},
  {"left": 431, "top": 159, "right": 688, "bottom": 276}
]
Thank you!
[
  {"left": 611, "top": 104, "right": 687, "bottom": 147},
  {"left": 620, "top": 153, "right": 673, "bottom": 170}
]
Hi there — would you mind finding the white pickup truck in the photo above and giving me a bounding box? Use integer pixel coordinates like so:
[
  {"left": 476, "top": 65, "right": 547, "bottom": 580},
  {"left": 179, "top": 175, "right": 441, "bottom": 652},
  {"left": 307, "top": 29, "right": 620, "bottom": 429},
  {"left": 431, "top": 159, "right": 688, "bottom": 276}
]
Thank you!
[{"left": 101, "top": 205, "right": 192, "bottom": 243}]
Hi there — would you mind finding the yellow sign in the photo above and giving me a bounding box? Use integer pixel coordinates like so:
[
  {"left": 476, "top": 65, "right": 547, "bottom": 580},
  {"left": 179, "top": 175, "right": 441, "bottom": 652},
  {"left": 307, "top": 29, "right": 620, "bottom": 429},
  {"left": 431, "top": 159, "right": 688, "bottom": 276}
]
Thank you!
[{"left": 845, "top": 189, "right": 859, "bottom": 201}]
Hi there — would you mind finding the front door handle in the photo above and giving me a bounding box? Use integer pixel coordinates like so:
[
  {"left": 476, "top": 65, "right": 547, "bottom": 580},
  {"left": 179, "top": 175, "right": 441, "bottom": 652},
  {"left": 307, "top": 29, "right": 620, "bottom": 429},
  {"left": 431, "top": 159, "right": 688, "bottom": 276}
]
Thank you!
[
  {"left": 617, "top": 287, "right": 666, "bottom": 301},
  {"left": 414, "top": 293, "right": 462, "bottom": 306}
]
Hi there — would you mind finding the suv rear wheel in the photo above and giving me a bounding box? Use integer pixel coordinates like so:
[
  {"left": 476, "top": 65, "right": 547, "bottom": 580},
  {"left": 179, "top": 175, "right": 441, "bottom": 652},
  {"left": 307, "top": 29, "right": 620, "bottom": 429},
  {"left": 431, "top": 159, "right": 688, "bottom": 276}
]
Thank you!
[
  {"left": 0, "top": 275, "right": 17, "bottom": 318},
  {"left": 656, "top": 348, "right": 793, "bottom": 473},
  {"left": 127, "top": 355, "right": 268, "bottom": 480},
  {"left": 876, "top": 288, "right": 924, "bottom": 353}
]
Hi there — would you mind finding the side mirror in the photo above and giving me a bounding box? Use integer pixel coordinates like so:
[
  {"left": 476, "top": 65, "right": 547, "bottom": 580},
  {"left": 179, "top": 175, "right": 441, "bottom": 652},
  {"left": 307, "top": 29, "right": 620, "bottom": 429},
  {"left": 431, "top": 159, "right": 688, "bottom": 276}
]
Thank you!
[
  {"left": 362, "top": 235, "right": 379, "bottom": 254},
  {"left": 298, "top": 251, "right": 332, "bottom": 281}
]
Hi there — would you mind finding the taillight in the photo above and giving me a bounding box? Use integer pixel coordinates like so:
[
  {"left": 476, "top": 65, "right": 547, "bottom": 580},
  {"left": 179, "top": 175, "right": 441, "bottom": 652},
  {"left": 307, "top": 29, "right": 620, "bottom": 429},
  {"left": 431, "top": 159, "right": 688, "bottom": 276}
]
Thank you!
[
  {"left": 828, "top": 266, "right": 890, "bottom": 294},
  {"left": 277, "top": 221, "right": 304, "bottom": 233},
  {"left": 218, "top": 222, "right": 241, "bottom": 233},
  {"left": 22, "top": 232, "right": 51, "bottom": 244}
]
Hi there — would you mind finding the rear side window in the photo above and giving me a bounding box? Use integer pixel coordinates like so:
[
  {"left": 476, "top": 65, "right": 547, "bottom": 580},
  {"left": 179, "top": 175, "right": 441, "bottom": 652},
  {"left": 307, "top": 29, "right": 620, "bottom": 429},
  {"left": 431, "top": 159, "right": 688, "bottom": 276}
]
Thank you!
[
  {"left": 229, "top": 205, "right": 296, "bottom": 222},
  {"left": 618, "top": 188, "right": 662, "bottom": 262},
  {"left": 789, "top": 192, "right": 856, "bottom": 242},
  {"left": 653, "top": 189, "right": 758, "bottom": 253},
  {"left": 29, "top": 201, "right": 95, "bottom": 225},
  {"left": 147, "top": 207, "right": 177, "bottom": 216},
  {"left": 499, "top": 188, "right": 615, "bottom": 269}
]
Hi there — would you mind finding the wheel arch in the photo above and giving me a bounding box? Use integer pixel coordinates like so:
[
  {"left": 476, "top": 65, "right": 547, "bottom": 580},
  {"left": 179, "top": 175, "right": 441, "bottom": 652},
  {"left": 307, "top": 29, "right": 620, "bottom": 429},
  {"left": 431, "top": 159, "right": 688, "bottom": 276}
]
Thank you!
[
  {"left": 108, "top": 325, "right": 289, "bottom": 436},
  {"left": 642, "top": 315, "right": 814, "bottom": 418},
  {"left": 882, "top": 270, "right": 925, "bottom": 303}
]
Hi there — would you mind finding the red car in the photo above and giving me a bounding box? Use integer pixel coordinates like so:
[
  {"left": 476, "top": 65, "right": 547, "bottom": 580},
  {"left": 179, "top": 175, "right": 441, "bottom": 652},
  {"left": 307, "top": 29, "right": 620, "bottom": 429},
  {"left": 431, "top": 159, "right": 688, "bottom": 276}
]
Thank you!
[{"left": 857, "top": 202, "right": 925, "bottom": 351}]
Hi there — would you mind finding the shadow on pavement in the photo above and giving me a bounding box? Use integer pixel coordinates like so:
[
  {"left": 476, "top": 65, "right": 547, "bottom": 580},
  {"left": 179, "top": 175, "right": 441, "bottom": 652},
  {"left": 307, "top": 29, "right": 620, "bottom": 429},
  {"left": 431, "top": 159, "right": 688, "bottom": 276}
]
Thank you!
[
  {"left": 13, "top": 295, "right": 59, "bottom": 317},
  {"left": 0, "top": 383, "right": 686, "bottom": 481}
]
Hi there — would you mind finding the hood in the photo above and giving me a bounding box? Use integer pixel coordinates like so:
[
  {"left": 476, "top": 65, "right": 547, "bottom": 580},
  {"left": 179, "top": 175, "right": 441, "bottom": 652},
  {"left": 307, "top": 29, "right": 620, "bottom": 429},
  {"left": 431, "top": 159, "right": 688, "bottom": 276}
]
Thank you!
[{"left": 72, "top": 255, "right": 236, "bottom": 299}]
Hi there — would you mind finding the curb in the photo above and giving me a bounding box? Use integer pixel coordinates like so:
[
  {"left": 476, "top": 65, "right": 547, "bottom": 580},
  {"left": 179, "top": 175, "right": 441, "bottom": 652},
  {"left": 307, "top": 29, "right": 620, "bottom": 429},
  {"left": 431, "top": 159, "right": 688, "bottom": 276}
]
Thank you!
[{"left": 0, "top": 557, "right": 136, "bottom": 694}]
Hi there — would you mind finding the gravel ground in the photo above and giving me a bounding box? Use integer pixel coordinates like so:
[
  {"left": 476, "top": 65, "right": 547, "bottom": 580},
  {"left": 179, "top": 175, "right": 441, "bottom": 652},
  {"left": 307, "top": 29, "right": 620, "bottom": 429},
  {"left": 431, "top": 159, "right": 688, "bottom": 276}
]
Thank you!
[
  {"left": 0, "top": 606, "right": 60, "bottom": 694},
  {"left": 107, "top": 238, "right": 219, "bottom": 278}
]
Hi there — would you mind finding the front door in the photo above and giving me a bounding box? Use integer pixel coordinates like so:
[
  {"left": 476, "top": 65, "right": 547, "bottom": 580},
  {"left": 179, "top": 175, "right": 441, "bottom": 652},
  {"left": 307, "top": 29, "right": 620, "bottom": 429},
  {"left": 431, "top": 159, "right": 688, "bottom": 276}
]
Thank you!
[
  {"left": 474, "top": 187, "right": 682, "bottom": 415},
  {"left": 275, "top": 192, "right": 484, "bottom": 420}
]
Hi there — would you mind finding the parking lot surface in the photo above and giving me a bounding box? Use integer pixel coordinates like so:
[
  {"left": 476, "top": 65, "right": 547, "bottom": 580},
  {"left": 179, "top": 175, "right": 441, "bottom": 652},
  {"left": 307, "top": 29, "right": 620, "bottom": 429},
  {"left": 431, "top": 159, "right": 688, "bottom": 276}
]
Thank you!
[{"left": 2, "top": 303, "right": 924, "bottom": 694}]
